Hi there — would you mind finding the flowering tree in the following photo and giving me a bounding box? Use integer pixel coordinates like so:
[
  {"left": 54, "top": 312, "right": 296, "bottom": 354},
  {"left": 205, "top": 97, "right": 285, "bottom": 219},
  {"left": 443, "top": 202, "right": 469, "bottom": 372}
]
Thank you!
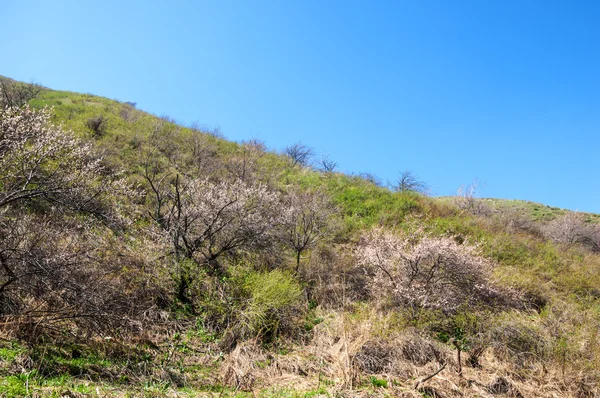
[
  {"left": 0, "top": 104, "right": 138, "bottom": 338},
  {"left": 143, "top": 170, "right": 282, "bottom": 301},
  {"left": 144, "top": 166, "right": 281, "bottom": 266},
  {"left": 356, "top": 228, "right": 505, "bottom": 311},
  {"left": 0, "top": 105, "right": 114, "bottom": 214}
]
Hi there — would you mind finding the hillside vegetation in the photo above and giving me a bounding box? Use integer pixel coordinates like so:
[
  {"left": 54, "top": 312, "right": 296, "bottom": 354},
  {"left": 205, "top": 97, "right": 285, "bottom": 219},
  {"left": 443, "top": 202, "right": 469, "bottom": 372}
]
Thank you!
[{"left": 1, "top": 77, "right": 600, "bottom": 397}]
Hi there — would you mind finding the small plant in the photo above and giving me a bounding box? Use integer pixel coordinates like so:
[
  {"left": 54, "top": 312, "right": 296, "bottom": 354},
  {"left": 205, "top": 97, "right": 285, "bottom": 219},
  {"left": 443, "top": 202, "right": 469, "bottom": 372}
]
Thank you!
[
  {"left": 370, "top": 376, "right": 388, "bottom": 388},
  {"left": 305, "top": 387, "right": 328, "bottom": 397}
]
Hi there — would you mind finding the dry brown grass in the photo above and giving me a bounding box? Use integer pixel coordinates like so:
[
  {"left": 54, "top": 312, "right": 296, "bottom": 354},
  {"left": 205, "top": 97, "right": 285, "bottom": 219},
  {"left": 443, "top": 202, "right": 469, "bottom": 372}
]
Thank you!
[{"left": 215, "top": 308, "right": 600, "bottom": 397}]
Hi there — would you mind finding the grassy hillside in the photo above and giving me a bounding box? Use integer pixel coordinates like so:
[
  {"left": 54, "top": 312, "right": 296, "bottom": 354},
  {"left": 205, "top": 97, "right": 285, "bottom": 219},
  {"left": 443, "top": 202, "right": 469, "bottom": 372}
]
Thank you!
[{"left": 1, "top": 77, "right": 600, "bottom": 397}]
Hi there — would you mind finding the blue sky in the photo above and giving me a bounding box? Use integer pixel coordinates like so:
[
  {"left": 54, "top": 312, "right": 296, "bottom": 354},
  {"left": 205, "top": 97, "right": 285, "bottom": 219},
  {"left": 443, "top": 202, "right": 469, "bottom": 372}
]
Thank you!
[{"left": 3, "top": 0, "right": 599, "bottom": 212}]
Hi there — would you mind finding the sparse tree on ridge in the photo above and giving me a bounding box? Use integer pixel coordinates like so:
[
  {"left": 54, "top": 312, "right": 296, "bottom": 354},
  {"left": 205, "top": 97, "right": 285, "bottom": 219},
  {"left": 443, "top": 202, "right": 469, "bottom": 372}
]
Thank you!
[
  {"left": 319, "top": 155, "right": 338, "bottom": 173},
  {"left": 284, "top": 142, "right": 314, "bottom": 167},
  {"left": 389, "top": 170, "right": 428, "bottom": 194}
]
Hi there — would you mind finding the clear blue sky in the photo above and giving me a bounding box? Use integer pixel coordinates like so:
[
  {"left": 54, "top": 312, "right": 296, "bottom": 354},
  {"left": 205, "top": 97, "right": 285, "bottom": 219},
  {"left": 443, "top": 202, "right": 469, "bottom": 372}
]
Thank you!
[{"left": 3, "top": 0, "right": 599, "bottom": 212}]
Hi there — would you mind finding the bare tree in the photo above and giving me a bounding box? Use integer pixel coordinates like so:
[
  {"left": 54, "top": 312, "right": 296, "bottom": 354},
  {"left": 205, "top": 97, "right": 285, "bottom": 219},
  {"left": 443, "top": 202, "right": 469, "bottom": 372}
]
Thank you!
[
  {"left": 284, "top": 142, "right": 314, "bottom": 167},
  {"left": 389, "top": 170, "right": 428, "bottom": 194},
  {"left": 319, "top": 155, "right": 338, "bottom": 173},
  {"left": 227, "top": 139, "right": 266, "bottom": 182},
  {"left": 279, "top": 189, "right": 336, "bottom": 272}
]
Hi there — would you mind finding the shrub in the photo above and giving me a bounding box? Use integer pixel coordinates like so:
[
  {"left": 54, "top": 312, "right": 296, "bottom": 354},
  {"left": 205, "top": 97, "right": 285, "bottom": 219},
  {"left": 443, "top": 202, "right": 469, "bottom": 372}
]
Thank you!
[
  {"left": 238, "top": 269, "right": 303, "bottom": 341},
  {"left": 542, "top": 212, "right": 600, "bottom": 252},
  {"left": 86, "top": 115, "right": 107, "bottom": 137}
]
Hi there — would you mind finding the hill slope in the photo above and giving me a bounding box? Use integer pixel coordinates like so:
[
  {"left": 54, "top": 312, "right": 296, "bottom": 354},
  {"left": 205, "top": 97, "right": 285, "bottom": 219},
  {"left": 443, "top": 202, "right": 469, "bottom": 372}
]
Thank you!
[{"left": 1, "top": 77, "right": 600, "bottom": 397}]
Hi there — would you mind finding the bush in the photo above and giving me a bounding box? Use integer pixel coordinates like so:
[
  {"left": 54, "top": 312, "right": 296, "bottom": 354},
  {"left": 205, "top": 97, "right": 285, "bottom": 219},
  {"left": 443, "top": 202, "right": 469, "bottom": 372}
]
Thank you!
[
  {"left": 356, "top": 227, "right": 516, "bottom": 312},
  {"left": 86, "top": 115, "right": 107, "bottom": 137},
  {"left": 542, "top": 212, "right": 600, "bottom": 252},
  {"left": 238, "top": 269, "right": 303, "bottom": 341}
]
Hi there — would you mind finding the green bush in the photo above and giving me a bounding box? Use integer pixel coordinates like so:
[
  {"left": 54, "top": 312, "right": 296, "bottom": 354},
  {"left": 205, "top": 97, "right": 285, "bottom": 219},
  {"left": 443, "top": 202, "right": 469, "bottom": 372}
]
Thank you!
[{"left": 239, "top": 269, "right": 303, "bottom": 341}]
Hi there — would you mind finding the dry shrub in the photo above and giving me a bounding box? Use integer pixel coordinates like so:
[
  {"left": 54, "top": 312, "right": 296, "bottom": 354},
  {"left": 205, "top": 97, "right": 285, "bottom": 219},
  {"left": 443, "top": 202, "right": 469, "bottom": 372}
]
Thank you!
[
  {"left": 490, "top": 315, "right": 548, "bottom": 367},
  {"left": 576, "top": 375, "right": 599, "bottom": 398},
  {"left": 356, "top": 330, "right": 446, "bottom": 373},
  {"left": 86, "top": 115, "right": 108, "bottom": 137},
  {"left": 303, "top": 245, "right": 369, "bottom": 309},
  {"left": 119, "top": 102, "right": 139, "bottom": 123},
  {"left": 355, "top": 333, "right": 446, "bottom": 374},
  {"left": 354, "top": 341, "right": 395, "bottom": 373},
  {"left": 418, "top": 386, "right": 447, "bottom": 398},
  {"left": 183, "top": 129, "right": 224, "bottom": 176},
  {"left": 226, "top": 139, "right": 266, "bottom": 183},
  {"left": 542, "top": 212, "right": 600, "bottom": 252},
  {"left": 221, "top": 339, "right": 267, "bottom": 390},
  {"left": 491, "top": 207, "right": 539, "bottom": 235},
  {"left": 453, "top": 181, "right": 492, "bottom": 217},
  {"left": 306, "top": 310, "right": 373, "bottom": 387},
  {"left": 398, "top": 332, "right": 447, "bottom": 366},
  {"left": 488, "top": 376, "right": 512, "bottom": 394}
]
